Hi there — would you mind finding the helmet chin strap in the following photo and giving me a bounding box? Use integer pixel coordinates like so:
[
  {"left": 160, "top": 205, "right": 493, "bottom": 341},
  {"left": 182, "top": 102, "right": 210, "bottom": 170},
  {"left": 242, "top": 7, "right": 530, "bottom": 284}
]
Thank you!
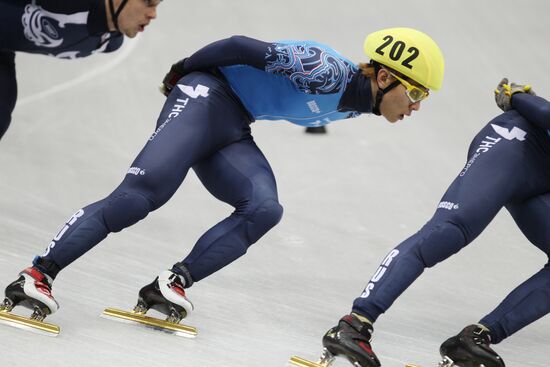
[
  {"left": 372, "top": 62, "right": 401, "bottom": 116},
  {"left": 108, "top": 0, "right": 130, "bottom": 31}
]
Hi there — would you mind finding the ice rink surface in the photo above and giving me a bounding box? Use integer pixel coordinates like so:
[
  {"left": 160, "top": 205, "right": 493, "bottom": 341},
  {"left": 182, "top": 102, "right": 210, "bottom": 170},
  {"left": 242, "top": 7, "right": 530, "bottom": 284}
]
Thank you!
[{"left": 1, "top": 1, "right": 549, "bottom": 366}]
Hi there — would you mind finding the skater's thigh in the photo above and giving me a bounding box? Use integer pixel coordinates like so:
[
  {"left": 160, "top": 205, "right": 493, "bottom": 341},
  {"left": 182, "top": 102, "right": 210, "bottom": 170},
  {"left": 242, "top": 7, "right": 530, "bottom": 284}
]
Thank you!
[
  {"left": 115, "top": 72, "right": 249, "bottom": 207},
  {"left": 193, "top": 137, "right": 279, "bottom": 208},
  {"left": 435, "top": 112, "right": 550, "bottom": 240},
  {"left": 507, "top": 194, "right": 550, "bottom": 255},
  {"left": 0, "top": 50, "right": 16, "bottom": 138}
]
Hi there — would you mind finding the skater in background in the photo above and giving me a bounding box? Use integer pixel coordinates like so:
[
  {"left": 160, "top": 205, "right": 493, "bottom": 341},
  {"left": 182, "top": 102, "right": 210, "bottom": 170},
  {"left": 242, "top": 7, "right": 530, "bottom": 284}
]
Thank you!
[
  {"left": 0, "top": 0, "right": 161, "bottom": 141},
  {"left": 305, "top": 125, "right": 328, "bottom": 134},
  {"left": 2, "top": 29, "right": 445, "bottom": 325},
  {"left": 318, "top": 79, "right": 549, "bottom": 367}
]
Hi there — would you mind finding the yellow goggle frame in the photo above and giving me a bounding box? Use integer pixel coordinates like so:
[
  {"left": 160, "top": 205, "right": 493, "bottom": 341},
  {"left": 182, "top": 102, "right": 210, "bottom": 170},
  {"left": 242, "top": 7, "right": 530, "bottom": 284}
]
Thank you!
[{"left": 389, "top": 71, "right": 429, "bottom": 103}]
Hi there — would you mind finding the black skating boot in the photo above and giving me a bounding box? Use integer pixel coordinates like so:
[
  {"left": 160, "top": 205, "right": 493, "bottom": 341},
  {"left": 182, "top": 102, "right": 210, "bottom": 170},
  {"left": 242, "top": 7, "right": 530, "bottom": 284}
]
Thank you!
[
  {"left": 2, "top": 267, "right": 59, "bottom": 320},
  {"left": 305, "top": 126, "right": 327, "bottom": 134},
  {"left": 134, "top": 270, "right": 194, "bottom": 323},
  {"left": 439, "top": 324, "right": 505, "bottom": 367},
  {"left": 322, "top": 313, "right": 381, "bottom": 367}
]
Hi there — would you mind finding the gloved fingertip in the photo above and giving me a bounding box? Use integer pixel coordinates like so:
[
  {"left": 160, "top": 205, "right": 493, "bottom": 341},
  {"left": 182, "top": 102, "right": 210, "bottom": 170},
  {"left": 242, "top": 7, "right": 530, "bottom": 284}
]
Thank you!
[{"left": 159, "top": 85, "right": 169, "bottom": 96}]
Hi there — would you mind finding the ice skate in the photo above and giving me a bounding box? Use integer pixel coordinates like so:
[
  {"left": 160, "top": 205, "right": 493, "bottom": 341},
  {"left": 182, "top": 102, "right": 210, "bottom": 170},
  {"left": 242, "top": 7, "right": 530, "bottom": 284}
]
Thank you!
[
  {"left": 0, "top": 267, "right": 60, "bottom": 336},
  {"left": 305, "top": 126, "right": 327, "bottom": 134},
  {"left": 290, "top": 313, "right": 380, "bottom": 367},
  {"left": 102, "top": 270, "right": 197, "bottom": 337},
  {"left": 438, "top": 324, "right": 505, "bottom": 367}
]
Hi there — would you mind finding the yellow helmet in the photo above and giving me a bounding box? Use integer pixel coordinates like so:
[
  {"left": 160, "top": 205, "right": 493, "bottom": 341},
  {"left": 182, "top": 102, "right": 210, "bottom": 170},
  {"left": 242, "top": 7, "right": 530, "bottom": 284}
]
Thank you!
[{"left": 364, "top": 27, "right": 445, "bottom": 91}]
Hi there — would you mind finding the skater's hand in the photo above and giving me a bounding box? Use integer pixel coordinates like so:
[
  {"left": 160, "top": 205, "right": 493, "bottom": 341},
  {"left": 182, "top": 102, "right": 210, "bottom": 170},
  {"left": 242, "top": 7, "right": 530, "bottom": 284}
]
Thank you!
[
  {"left": 160, "top": 58, "right": 188, "bottom": 97},
  {"left": 495, "top": 78, "right": 536, "bottom": 112}
]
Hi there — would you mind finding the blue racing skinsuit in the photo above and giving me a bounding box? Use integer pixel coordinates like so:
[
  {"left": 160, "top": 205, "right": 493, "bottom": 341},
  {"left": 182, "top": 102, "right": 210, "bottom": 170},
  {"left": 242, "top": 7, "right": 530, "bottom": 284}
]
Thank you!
[
  {"left": 352, "top": 92, "right": 550, "bottom": 344},
  {"left": 33, "top": 36, "right": 374, "bottom": 285},
  {"left": 0, "top": 0, "right": 123, "bottom": 139}
]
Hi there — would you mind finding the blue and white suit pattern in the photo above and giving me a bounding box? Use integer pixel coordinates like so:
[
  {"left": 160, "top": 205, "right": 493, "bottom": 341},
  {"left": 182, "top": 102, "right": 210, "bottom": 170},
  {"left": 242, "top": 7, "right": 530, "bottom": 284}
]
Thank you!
[{"left": 221, "top": 40, "right": 359, "bottom": 126}]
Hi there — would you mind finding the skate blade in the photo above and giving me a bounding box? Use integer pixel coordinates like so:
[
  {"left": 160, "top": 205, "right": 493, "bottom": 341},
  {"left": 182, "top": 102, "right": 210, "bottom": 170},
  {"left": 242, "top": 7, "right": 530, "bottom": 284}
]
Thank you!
[
  {"left": 289, "top": 356, "right": 331, "bottom": 367},
  {"left": 0, "top": 310, "right": 59, "bottom": 336},
  {"left": 101, "top": 307, "right": 197, "bottom": 338}
]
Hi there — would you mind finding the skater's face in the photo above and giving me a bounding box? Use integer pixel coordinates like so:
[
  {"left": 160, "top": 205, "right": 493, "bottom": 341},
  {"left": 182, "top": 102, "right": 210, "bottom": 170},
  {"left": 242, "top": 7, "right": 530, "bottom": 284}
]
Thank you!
[
  {"left": 376, "top": 69, "right": 424, "bottom": 123},
  {"left": 115, "top": 0, "right": 161, "bottom": 38}
]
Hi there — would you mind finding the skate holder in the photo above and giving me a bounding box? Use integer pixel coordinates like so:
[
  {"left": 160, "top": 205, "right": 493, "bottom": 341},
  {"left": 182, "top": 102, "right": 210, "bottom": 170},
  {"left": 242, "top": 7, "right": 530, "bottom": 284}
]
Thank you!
[
  {"left": 102, "top": 307, "right": 197, "bottom": 338},
  {"left": 289, "top": 356, "right": 331, "bottom": 367},
  {"left": 290, "top": 354, "right": 426, "bottom": 367},
  {"left": 0, "top": 310, "right": 60, "bottom": 336}
]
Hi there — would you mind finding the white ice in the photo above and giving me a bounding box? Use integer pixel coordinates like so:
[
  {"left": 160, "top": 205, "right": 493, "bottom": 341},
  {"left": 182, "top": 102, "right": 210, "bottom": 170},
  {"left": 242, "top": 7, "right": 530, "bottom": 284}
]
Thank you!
[{"left": 1, "top": 1, "right": 549, "bottom": 366}]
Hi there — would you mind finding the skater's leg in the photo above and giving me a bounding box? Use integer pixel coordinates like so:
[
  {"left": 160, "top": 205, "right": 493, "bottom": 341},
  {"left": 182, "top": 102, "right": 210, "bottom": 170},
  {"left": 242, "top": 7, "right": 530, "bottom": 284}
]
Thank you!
[
  {"left": 479, "top": 261, "right": 550, "bottom": 343},
  {"left": 478, "top": 194, "right": 550, "bottom": 344},
  {"left": 135, "top": 136, "right": 282, "bottom": 319},
  {"left": 326, "top": 179, "right": 502, "bottom": 367},
  {"left": 0, "top": 50, "right": 17, "bottom": 140},
  {"left": 437, "top": 126, "right": 550, "bottom": 367},
  {"left": 176, "top": 136, "right": 283, "bottom": 283},
  {"left": 506, "top": 194, "right": 550, "bottom": 254},
  {"left": 32, "top": 72, "right": 250, "bottom": 278},
  {"left": 352, "top": 113, "right": 550, "bottom": 322}
]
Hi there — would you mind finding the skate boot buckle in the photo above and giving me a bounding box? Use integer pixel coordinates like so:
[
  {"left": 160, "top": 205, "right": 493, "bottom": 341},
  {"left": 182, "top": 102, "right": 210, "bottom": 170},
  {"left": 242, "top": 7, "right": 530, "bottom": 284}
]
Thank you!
[
  {"left": 438, "top": 356, "right": 455, "bottom": 367},
  {"left": 166, "top": 308, "right": 184, "bottom": 324},
  {"left": 289, "top": 349, "right": 335, "bottom": 367},
  {"left": 30, "top": 307, "right": 48, "bottom": 322},
  {"left": 133, "top": 300, "right": 148, "bottom": 315},
  {"left": 0, "top": 298, "right": 14, "bottom": 312}
]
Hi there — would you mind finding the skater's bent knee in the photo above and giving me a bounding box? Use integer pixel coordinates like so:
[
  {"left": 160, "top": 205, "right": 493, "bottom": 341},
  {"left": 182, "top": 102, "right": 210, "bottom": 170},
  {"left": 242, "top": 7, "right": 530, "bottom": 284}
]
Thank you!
[
  {"left": 103, "top": 192, "right": 152, "bottom": 232},
  {"left": 416, "top": 221, "right": 467, "bottom": 268},
  {"left": 246, "top": 198, "right": 283, "bottom": 243},
  {"left": 256, "top": 198, "right": 283, "bottom": 225},
  {"left": 253, "top": 198, "right": 283, "bottom": 227}
]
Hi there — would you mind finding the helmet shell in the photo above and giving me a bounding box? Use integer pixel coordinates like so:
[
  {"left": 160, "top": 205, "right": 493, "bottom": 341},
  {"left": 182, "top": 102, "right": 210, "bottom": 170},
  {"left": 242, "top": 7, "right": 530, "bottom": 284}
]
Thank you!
[{"left": 364, "top": 28, "right": 444, "bottom": 90}]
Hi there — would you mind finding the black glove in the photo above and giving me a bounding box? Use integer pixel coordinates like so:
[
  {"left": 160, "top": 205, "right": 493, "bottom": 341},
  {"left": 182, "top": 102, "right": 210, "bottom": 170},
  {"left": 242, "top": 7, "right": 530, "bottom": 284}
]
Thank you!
[
  {"left": 494, "top": 77, "right": 535, "bottom": 112},
  {"left": 160, "top": 58, "right": 188, "bottom": 96}
]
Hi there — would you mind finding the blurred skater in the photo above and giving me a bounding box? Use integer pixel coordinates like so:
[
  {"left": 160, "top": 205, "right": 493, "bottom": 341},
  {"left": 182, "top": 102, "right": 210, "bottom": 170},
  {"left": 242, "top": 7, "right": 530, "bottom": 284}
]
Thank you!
[{"left": 0, "top": 0, "right": 161, "bottom": 140}]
